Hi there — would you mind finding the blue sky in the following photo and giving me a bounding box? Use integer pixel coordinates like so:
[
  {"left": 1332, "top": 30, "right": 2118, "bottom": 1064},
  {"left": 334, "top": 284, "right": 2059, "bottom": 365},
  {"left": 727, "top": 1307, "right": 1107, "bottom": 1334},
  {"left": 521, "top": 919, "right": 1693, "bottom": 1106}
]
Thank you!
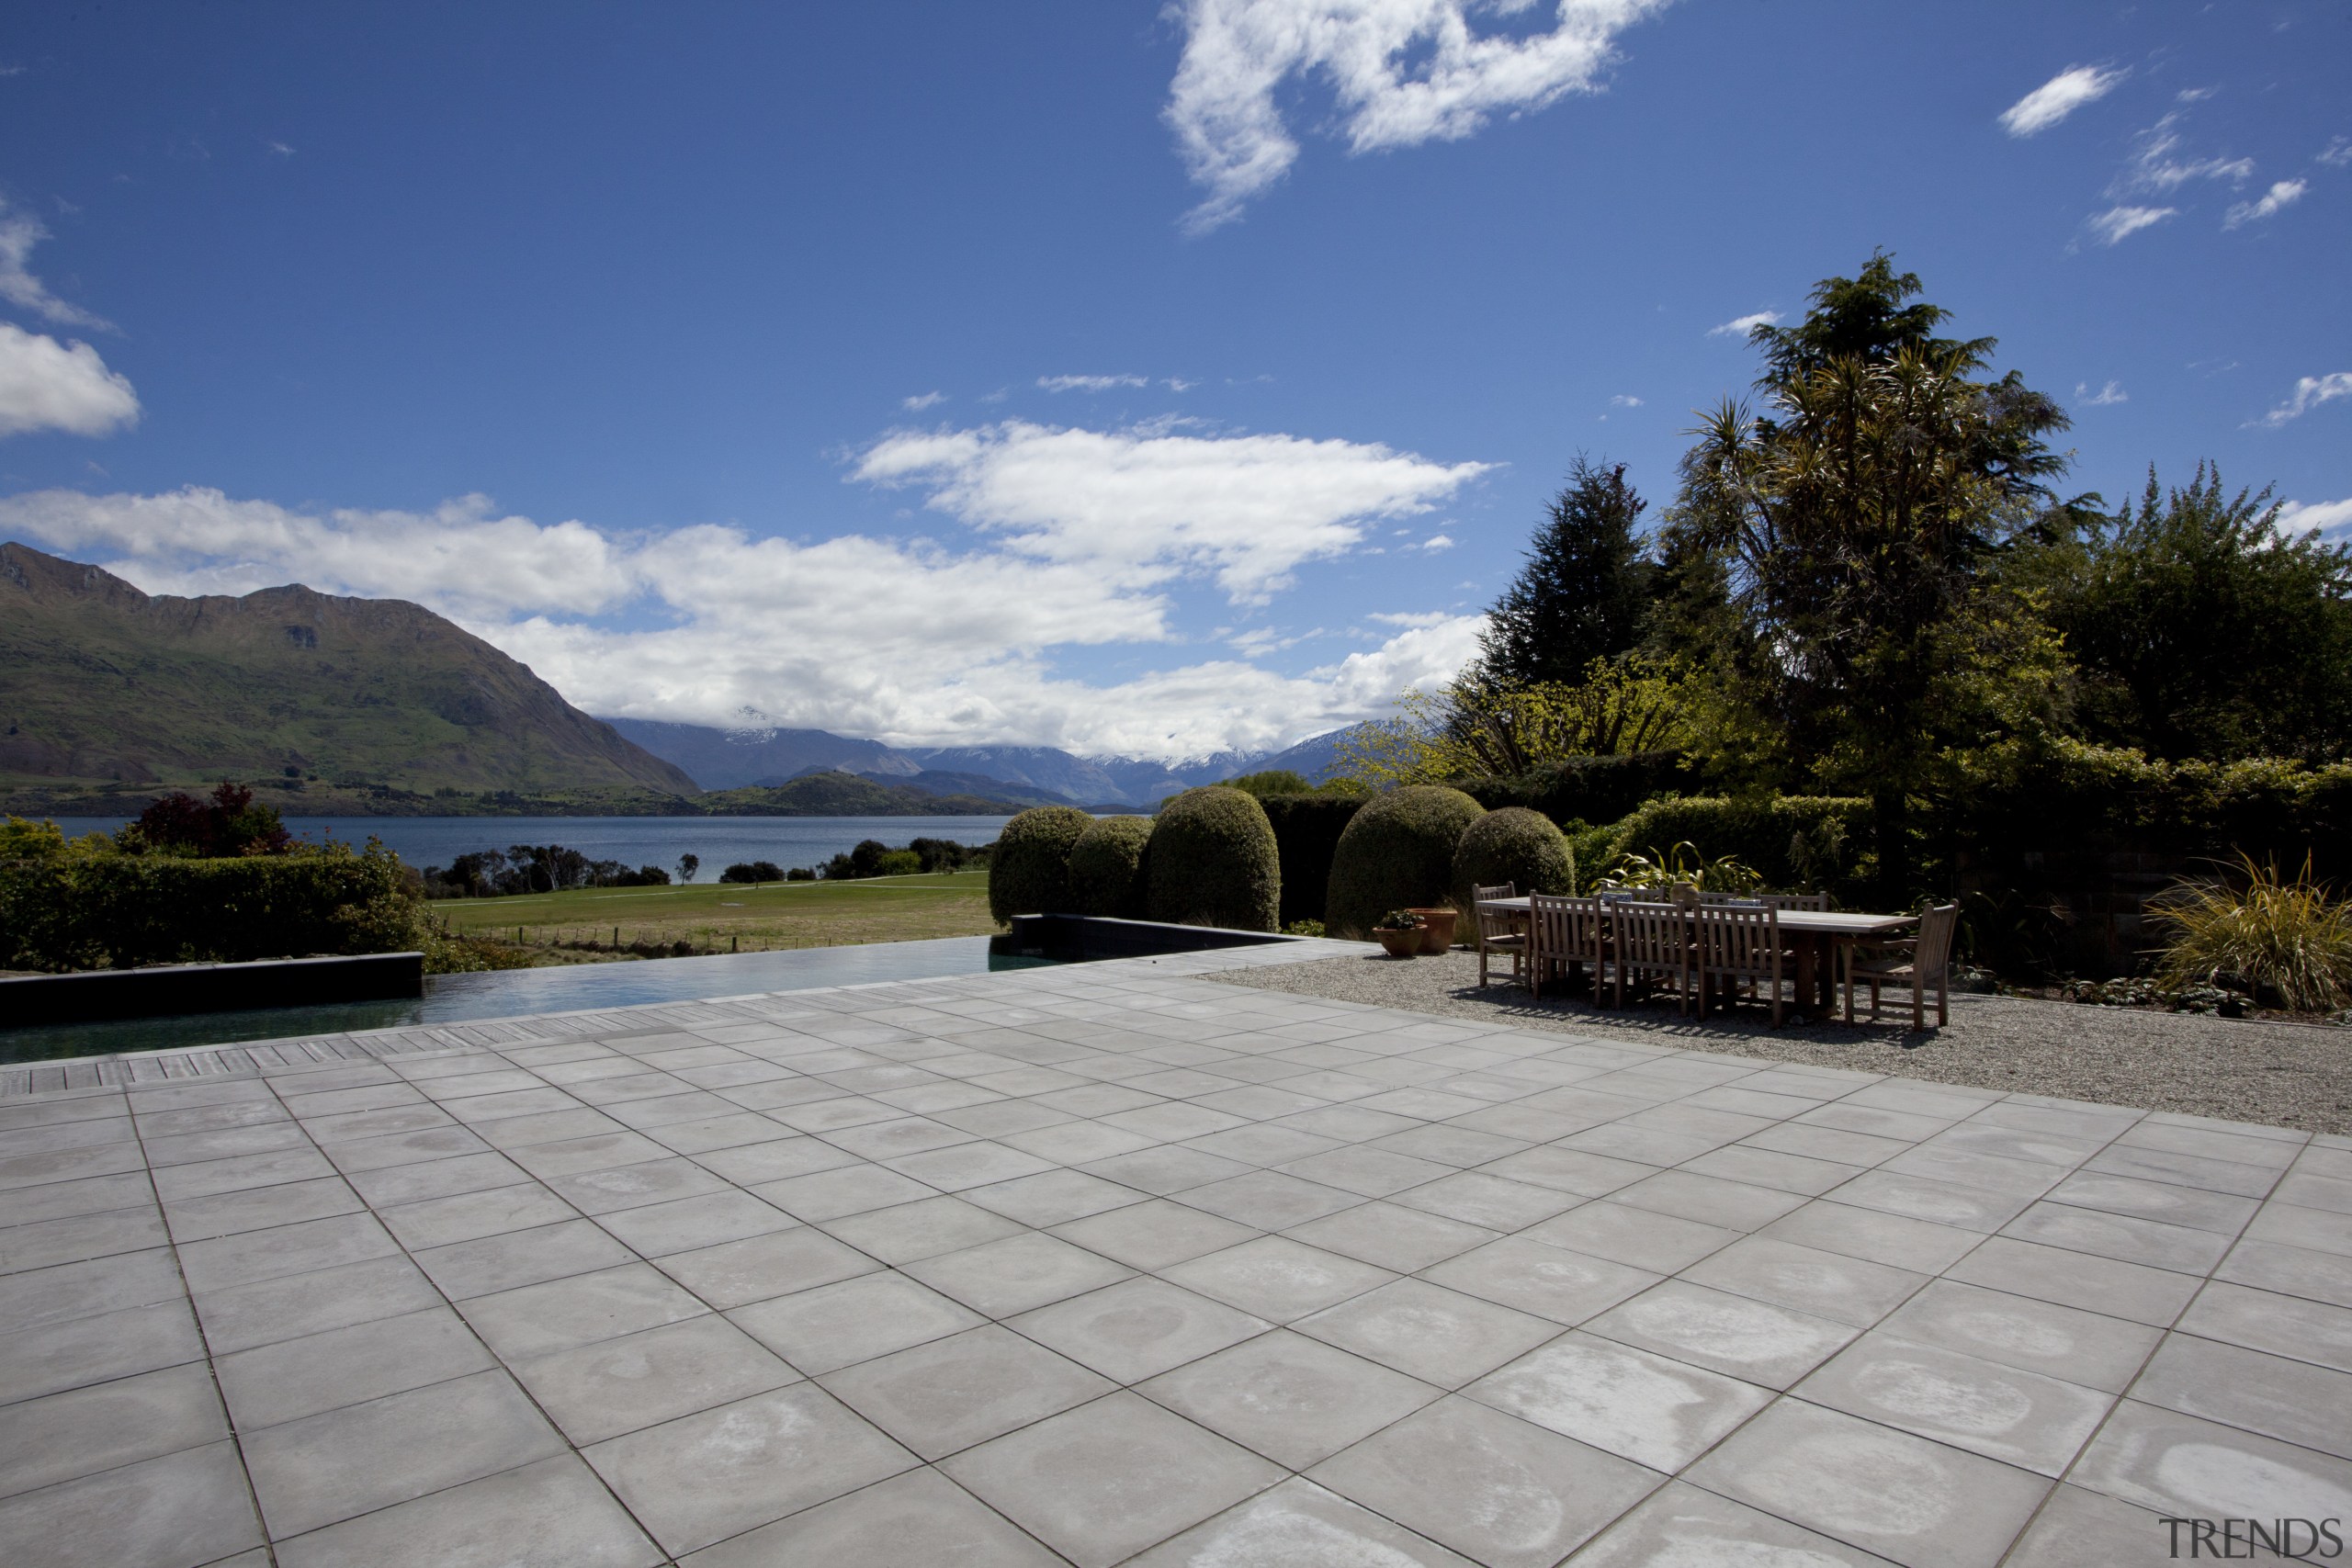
[{"left": 0, "top": 1, "right": 2345, "bottom": 760}]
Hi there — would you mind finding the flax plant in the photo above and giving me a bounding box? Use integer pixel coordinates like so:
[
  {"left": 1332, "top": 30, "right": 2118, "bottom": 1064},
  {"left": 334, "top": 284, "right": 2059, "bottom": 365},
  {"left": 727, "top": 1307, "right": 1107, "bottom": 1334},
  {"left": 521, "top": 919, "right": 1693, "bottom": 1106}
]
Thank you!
[{"left": 2149, "top": 854, "right": 2352, "bottom": 1013}]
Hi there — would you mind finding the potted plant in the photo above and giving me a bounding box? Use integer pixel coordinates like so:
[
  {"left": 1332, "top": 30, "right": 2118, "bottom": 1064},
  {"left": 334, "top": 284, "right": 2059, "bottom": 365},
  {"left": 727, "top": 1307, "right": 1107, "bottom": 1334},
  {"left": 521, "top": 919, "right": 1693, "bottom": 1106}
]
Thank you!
[
  {"left": 1408, "top": 905, "right": 1458, "bottom": 954},
  {"left": 1373, "top": 908, "right": 1425, "bottom": 958}
]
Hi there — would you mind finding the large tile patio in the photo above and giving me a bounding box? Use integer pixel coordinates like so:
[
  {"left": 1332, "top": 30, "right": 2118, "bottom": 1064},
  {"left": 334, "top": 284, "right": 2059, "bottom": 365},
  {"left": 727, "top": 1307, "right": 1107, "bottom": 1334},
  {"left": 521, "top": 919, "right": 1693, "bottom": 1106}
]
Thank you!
[{"left": 4, "top": 944, "right": 2351, "bottom": 1567}]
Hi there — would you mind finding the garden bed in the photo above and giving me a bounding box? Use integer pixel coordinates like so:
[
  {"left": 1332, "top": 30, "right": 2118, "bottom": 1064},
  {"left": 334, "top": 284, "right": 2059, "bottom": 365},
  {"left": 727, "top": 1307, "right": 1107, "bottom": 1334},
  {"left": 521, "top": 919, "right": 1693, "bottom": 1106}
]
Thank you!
[{"left": 1208, "top": 946, "right": 2352, "bottom": 1136}]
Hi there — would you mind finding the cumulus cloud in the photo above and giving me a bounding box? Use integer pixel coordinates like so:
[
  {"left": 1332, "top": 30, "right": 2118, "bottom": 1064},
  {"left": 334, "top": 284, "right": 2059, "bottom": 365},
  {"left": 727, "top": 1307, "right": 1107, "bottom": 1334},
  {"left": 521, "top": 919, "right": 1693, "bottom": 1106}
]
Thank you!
[
  {"left": 1165, "top": 0, "right": 1669, "bottom": 232},
  {"left": 853, "top": 418, "right": 1488, "bottom": 602},
  {"left": 0, "top": 416, "right": 1498, "bottom": 756},
  {"left": 0, "top": 199, "right": 114, "bottom": 332},
  {"left": 0, "top": 321, "right": 140, "bottom": 437},
  {"left": 2086, "top": 205, "right": 2176, "bottom": 245},
  {"left": 2075, "top": 380, "right": 2128, "bottom": 406},
  {"left": 900, "top": 390, "right": 946, "bottom": 411},
  {"left": 1998, "top": 65, "right": 2127, "bottom": 137},
  {"left": 1708, "top": 310, "right": 1779, "bottom": 338},
  {"left": 1609, "top": 393, "right": 1642, "bottom": 407},
  {"left": 1418, "top": 532, "right": 1455, "bottom": 550},
  {"left": 2223, "top": 179, "right": 2306, "bottom": 230},
  {"left": 1037, "top": 374, "right": 1148, "bottom": 393},
  {"left": 2278, "top": 498, "right": 2352, "bottom": 536},
  {"left": 2249, "top": 372, "right": 2352, "bottom": 429}
]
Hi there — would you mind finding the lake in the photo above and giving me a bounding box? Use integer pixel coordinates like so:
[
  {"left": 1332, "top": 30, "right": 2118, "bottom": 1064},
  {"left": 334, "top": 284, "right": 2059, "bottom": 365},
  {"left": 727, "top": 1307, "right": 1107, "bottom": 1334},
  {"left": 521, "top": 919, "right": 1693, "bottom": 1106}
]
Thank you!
[{"left": 41, "top": 815, "right": 1018, "bottom": 874}]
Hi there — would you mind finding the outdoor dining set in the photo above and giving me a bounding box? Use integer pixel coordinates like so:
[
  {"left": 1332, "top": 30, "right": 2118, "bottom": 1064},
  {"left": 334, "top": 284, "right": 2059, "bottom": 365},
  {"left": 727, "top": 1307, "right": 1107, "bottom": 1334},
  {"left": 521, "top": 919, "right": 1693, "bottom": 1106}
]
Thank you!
[{"left": 1469, "top": 885, "right": 1961, "bottom": 1031}]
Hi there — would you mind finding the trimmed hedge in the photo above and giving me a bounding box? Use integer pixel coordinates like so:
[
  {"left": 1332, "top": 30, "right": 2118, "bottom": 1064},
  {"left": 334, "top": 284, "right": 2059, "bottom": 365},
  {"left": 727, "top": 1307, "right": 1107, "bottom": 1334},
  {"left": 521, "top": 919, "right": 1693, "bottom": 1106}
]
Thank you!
[
  {"left": 986, "top": 806, "right": 1093, "bottom": 922},
  {"left": 1458, "top": 751, "right": 1697, "bottom": 829},
  {"left": 1451, "top": 807, "right": 1577, "bottom": 908},
  {"left": 0, "top": 842, "right": 419, "bottom": 972},
  {"left": 1601, "top": 795, "right": 1873, "bottom": 899},
  {"left": 1148, "top": 787, "right": 1280, "bottom": 931},
  {"left": 1069, "top": 815, "right": 1154, "bottom": 919},
  {"left": 1257, "top": 795, "right": 1364, "bottom": 928},
  {"left": 1324, "top": 785, "right": 1486, "bottom": 939}
]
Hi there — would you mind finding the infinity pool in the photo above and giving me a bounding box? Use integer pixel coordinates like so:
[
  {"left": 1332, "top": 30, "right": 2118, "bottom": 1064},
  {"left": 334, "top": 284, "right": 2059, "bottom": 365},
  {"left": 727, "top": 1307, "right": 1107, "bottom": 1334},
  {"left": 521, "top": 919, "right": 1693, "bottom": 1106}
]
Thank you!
[{"left": 0, "top": 938, "right": 1050, "bottom": 1065}]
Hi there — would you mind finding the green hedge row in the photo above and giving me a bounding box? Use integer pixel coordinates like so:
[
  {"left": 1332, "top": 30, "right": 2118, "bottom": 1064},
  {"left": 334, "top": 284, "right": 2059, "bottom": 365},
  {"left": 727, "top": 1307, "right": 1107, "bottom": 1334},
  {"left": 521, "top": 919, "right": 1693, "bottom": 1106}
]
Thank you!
[
  {"left": 1256, "top": 795, "right": 1363, "bottom": 928},
  {"left": 1951, "top": 744, "right": 2352, "bottom": 876},
  {"left": 1149, "top": 788, "right": 1280, "bottom": 931},
  {"left": 1457, "top": 751, "right": 1698, "bottom": 829},
  {"left": 1598, "top": 795, "right": 1875, "bottom": 899},
  {"left": 0, "top": 844, "right": 419, "bottom": 972}
]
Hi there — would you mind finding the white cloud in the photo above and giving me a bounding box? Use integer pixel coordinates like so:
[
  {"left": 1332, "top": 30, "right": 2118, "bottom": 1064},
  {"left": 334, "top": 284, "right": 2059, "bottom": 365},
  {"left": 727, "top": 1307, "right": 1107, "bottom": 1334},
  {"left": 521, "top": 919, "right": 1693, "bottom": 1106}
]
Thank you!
[
  {"left": 2223, "top": 178, "right": 2306, "bottom": 230},
  {"left": 2250, "top": 372, "right": 2352, "bottom": 429},
  {"left": 1165, "top": 0, "right": 1669, "bottom": 232},
  {"left": 2277, "top": 498, "right": 2352, "bottom": 536},
  {"left": 0, "top": 321, "right": 140, "bottom": 437},
  {"left": 1419, "top": 532, "right": 1456, "bottom": 550},
  {"left": 1708, "top": 310, "right": 1779, "bottom": 338},
  {"left": 2320, "top": 137, "right": 2352, "bottom": 169},
  {"left": 2112, "top": 113, "right": 2253, "bottom": 197},
  {"left": 900, "top": 390, "right": 946, "bottom": 411},
  {"left": 0, "top": 198, "right": 114, "bottom": 332},
  {"left": 1369, "top": 609, "right": 1456, "bottom": 627},
  {"left": 1999, "top": 64, "right": 2127, "bottom": 137},
  {"left": 1609, "top": 393, "right": 1642, "bottom": 407},
  {"left": 2086, "top": 205, "right": 2176, "bottom": 245},
  {"left": 852, "top": 418, "right": 1488, "bottom": 602},
  {"left": 1165, "top": 377, "right": 1199, "bottom": 392},
  {"left": 0, "top": 486, "right": 1486, "bottom": 761},
  {"left": 266, "top": 140, "right": 296, "bottom": 157},
  {"left": 2075, "top": 379, "right": 2128, "bottom": 406},
  {"left": 1036, "top": 374, "right": 1148, "bottom": 393}
]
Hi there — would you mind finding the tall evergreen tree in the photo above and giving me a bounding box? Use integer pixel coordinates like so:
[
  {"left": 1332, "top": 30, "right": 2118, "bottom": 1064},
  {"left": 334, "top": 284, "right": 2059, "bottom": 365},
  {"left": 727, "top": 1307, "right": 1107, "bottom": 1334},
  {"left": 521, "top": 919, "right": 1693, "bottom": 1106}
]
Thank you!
[{"left": 1472, "top": 457, "right": 1656, "bottom": 690}]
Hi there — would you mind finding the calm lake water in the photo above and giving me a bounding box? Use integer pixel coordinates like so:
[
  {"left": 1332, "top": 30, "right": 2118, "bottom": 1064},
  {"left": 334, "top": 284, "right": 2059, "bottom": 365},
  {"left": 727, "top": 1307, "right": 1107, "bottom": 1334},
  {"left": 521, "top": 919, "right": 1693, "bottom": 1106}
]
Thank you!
[{"left": 42, "top": 815, "right": 1018, "bottom": 874}]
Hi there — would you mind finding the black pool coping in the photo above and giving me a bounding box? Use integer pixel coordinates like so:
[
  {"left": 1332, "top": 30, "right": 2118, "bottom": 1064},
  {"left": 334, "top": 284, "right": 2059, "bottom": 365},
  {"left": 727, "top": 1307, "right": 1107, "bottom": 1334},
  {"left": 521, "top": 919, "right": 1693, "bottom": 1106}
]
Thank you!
[
  {"left": 993, "top": 914, "right": 1303, "bottom": 963},
  {"left": 0, "top": 952, "right": 425, "bottom": 1027}
]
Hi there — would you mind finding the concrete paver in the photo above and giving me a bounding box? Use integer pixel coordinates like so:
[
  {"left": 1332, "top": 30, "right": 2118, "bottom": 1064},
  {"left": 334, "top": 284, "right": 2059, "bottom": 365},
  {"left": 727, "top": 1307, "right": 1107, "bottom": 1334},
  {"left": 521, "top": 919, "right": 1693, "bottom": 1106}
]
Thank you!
[{"left": 1, "top": 942, "right": 2345, "bottom": 1564}]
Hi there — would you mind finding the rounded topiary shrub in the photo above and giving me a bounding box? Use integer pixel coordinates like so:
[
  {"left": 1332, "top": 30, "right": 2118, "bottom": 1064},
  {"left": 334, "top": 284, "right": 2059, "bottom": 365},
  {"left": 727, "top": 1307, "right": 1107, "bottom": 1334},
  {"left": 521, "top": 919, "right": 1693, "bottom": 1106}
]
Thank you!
[
  {"left": 1452, "top": 807, "right": 1576, "bottom": 908},
  {"left": 1324, "top": 785, "right": 1487, "bottom": 939},
  {"left": 987, "top": 805, "right": 1093, "bottom": 923},
  {"left": 1069, "top": 815, "right": 1154, "bottom": 918},
  {"left": 1147, "top": 786, "right": 1280, "bottom": 931}
]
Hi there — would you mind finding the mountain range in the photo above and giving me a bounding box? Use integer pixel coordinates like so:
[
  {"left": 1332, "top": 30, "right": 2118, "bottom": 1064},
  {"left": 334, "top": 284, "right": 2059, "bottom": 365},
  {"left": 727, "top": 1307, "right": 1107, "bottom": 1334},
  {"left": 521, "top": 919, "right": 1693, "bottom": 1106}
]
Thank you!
[
  {"left": 603, "top": 718, "right": 1356, "bottom": 807},
  {"left": 2, "top": 542, "right": 1362, "bottom": 815}
]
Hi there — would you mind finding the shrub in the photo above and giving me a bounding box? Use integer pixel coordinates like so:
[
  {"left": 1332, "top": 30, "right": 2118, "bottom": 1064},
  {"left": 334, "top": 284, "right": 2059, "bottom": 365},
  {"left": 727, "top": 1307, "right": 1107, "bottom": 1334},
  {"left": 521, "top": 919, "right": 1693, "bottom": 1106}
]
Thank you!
[
  {"left": 719, "top": 861, "right": 786, "bottom": 884},
  {"left": 1457, "top": 751, "right": 1697, "bottom": 829},
  {"left": 1451, "top": 807, "right": 1576, "bottom": 908},
  {"left": 1257, "top": 795, "right": 1365, "bottom": 927},
  {"left": 1069, "top": 815, "right": 1154, "bottom": 918},
  {"left": 1224, "top": 769, "right": 1311, "bottom": 797},
  {"left": 0, "top": 839, "right": 421, "bottom": 972},
  {"left": 2149, "top": 854, "right": 2352, "bottom": 1011},
  {"left": 1607, "top": 795, "right": 1872, "bottom": 898},
  {"left": 876, "top": 850, "right": 922, "bottom": 876},
  {"left": 988, "top": 805, "right": 1094, "bottom": 921},
  {"left": 1324, "top": 785, "right": 1486, "bottom": 939},
  {"left": 1147, "top": 787, "right": 1280, "bottom": 931}
]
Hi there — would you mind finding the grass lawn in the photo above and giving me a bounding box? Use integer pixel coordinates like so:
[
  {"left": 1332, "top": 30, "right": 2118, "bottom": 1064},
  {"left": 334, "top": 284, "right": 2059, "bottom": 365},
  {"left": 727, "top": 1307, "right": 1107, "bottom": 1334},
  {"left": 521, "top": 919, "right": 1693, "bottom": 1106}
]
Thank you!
[{"left": 432, "top": 869, "right": 1000, "bottom": 955}]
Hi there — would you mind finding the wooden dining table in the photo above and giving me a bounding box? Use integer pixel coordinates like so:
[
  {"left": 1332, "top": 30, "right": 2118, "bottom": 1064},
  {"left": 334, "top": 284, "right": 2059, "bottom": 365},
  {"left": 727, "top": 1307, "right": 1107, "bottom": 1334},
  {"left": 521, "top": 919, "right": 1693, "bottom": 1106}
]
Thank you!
[{"left": 1474, "top": 897, "right": 1917, "bottom": 1017}]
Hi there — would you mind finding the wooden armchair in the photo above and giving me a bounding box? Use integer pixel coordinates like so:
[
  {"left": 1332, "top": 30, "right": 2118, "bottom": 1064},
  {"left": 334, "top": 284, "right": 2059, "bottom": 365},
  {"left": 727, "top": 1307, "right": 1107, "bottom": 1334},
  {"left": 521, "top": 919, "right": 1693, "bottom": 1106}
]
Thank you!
[
  {"left": 1844, "top": 902, "right": 1961, "bottom": 1030},
  {"left": 1471, "top": 882, "right": 1525, "bottom": 987}
]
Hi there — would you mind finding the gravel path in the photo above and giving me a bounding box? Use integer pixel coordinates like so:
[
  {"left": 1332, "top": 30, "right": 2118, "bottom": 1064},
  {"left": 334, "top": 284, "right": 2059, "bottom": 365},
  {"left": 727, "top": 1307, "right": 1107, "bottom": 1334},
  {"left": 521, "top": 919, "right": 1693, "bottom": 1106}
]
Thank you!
[{"left": 1210, "top": 947, "right": 2352, "bottom": 1136}]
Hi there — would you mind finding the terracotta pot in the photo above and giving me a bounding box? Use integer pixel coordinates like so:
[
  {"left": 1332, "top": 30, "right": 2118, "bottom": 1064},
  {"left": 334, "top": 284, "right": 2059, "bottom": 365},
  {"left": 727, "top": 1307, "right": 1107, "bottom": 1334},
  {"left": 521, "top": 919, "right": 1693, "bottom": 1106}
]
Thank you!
[
  {"left": 1410, "top": 907, "right": 1458, "bottom": 954},
  {"left": 1375, "top": 928, "right": 1421, "bottom": 958}
]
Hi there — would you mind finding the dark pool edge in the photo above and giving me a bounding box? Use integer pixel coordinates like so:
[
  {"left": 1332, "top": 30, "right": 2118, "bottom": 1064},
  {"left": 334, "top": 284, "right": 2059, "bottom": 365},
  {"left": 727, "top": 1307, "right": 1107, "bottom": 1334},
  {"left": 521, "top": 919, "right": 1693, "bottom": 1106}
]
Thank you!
[{"left": 0, "top": 952, "right": 424, "bottom": 1027}]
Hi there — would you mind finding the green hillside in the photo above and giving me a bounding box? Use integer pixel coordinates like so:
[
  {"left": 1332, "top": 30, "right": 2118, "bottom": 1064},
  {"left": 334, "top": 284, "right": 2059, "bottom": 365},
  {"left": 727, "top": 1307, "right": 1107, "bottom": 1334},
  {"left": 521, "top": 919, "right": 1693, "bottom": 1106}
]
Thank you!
[
  {"left": 695, "top": 772, "right": 1047, "bottom": 816},
  {"left": 0, "top": 542, "right": 700, "bottom": 813}
]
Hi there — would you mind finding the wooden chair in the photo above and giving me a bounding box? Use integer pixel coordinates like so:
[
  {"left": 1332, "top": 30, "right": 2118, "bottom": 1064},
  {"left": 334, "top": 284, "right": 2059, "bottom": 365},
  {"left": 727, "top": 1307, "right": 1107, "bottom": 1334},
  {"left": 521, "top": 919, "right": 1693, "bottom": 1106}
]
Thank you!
[
  {"left": 1694, "top": 904, "right": 1784, "bottom": 1025},
  {"left": 1760, "top": 892, "right": 1829, "bottom": 912},
  {"left": 1611, "top": 900, "right": 1691, "bottom": 1012},
  {"left": 1845, "top": 902, "right": 1961, "bottom": 1030},
  {"left": 1472, "top": 883, "right": 1526, "bottom": 987},
  {"left": 1529, "top": 894, "right": 1609, "bottom": 1001}
]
